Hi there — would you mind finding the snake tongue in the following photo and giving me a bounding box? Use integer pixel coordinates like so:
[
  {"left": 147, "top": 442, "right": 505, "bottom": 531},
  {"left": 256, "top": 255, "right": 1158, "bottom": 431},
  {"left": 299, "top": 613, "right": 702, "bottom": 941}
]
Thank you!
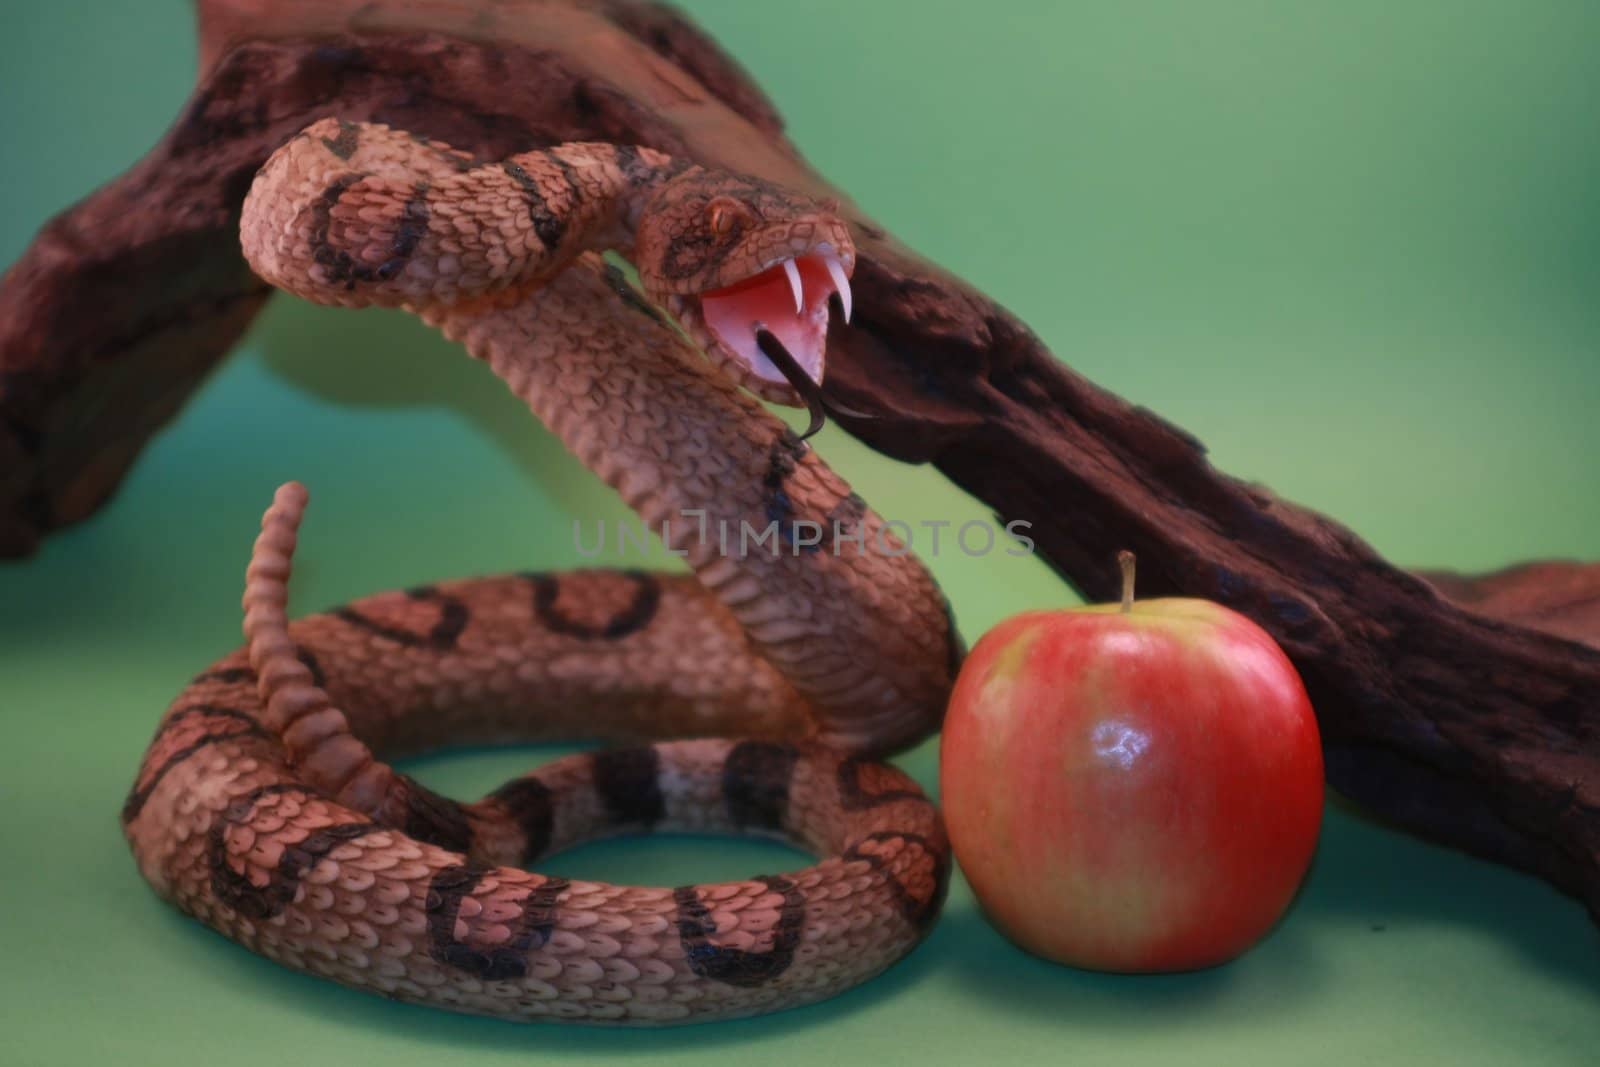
[
  {"left": 756, "top": 329, "right": 878, "bottom": 440},
  {"left": 757, "top": 331, "right": 827, "bottom": 439},
  {"left": 700, "top": 254, "right": 845, "bottom": 388}
]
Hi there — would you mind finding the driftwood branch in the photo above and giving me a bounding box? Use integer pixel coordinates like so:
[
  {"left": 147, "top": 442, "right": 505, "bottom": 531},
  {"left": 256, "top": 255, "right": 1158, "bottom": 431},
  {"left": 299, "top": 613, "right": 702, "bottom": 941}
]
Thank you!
[{"left": 3, "top": 0, "right": 1597, "bottom": 919}]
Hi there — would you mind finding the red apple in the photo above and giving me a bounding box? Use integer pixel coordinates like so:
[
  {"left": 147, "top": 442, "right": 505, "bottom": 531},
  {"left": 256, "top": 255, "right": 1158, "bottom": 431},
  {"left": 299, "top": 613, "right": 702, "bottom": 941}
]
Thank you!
[{"left": 940, "top": 553, "right": 1323, "bottom": 972}]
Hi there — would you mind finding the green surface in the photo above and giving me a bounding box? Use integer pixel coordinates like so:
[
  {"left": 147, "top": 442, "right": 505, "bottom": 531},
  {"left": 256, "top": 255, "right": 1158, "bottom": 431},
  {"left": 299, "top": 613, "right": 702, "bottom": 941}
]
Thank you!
[{"left": 3, "top": 1, "right": 1599, "bottom": 1064}]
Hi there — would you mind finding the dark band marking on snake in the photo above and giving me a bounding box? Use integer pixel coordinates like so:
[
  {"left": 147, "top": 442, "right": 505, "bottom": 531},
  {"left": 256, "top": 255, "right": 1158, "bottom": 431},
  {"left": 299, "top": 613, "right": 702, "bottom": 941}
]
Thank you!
[
  {"left": 591, "top": 746, "right": 665, "bottom": 828},
  {"left": 397, "top": 776, "right": 476, "bottom": 853},
  {"left": 601, "top": 261, "right": 670, "bottom": 324},
  {"left": 151, "top": 703, "right": 260, "bottom": 735},
  {"left": 489, "top": 775, "right": 557, "bottom": 865},
  {"left": 332, "top": 586, "right": 468, "bottom": 650},
  {"left": 722, "top": 741, "right": 801, "bottom": 832},
  {"left": 377, "top": 182, "right": 432, "bottom": 282},
  {"left": 526, "top": 570, "right": 661, "bottom": 640},
  {"left": 208, "top": 783, "right": 356, "bottom": 918},
  {"left": 760, "top": 428, "right": 820, "bottom": 551},
  {"left": 673, "top": 875, "right": 806, "bottom": 987},
  {"left": 295, "top": 645, "right": 328, "bottom": 689},
  {"left": 424, "top": 864, "right": 494, "bottom": 972},
  {"left": 502, "top": 160, "right": 567, "bottom": 251},
  {"left": 216, "top": 820, "right": 376, "bottom": 921},
  {"left": 405, "top": 129, "right": 477, "bottom": 171},
  {"left": 320, "top": 119, "right": 360, "bottom": 160},
  {"left": 122, "top": 708, "right": 270, "bottom": 823},
  {"left": 825, "top": 491, "right": 867, "bottom": 531},
  {"left": 307, "top": 172, "right": 368, "bottom": 287},
  {"left": 611, "top": 143, "right": 651, "bottom": 186},
  {"left": 836, "top": 755, "right": 930, "bottom": 811},
  {"left": 425, "top": 864, "right": 570, "bottom": 981},
  {"left": 840, "top": 831, "right": 950, "bottom": 931}
]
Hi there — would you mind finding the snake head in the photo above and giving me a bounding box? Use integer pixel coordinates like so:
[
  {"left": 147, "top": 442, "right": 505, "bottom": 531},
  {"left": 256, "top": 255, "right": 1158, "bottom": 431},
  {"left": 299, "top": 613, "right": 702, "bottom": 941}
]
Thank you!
[{"left": 633, "top": 166, "right": 855, "bottom": 408}]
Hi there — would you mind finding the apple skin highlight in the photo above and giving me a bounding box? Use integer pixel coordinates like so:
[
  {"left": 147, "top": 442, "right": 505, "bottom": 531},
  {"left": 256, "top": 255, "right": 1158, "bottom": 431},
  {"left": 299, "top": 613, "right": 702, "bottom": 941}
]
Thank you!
[{"left": 940, "top": 596, "right": 1324, "bottom": 973}]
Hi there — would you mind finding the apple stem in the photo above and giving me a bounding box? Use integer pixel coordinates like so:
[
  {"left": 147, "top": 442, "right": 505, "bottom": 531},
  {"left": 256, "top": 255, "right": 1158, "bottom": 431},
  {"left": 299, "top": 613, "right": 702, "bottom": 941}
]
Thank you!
[{"left": 1118, "top": 550, "right": 1137, "bottom": 613}]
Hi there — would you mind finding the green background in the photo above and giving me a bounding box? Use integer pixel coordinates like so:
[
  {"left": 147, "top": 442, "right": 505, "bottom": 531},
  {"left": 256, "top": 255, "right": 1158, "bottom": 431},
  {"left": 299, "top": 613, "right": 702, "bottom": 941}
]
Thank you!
[{"left": 3, "top": 1, "right": 1598, "bottom": 1063}]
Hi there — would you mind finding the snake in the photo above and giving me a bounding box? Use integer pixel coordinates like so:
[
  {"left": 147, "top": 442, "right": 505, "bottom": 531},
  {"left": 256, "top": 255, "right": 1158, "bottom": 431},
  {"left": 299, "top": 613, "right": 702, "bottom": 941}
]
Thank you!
[{"left": 121, "top": 119, "right": 963, "bottom": 1025}]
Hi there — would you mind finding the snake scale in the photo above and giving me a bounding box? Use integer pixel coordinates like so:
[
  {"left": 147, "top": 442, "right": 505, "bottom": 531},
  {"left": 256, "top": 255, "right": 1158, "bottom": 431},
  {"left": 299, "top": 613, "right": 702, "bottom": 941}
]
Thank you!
[{"left": 122, "top": 119, "right": 963, "bottom": 1024}]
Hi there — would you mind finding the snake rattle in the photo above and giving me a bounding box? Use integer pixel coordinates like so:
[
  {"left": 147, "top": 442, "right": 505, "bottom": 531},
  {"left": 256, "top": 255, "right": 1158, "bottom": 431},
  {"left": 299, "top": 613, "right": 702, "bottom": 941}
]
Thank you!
[{"left": 122, "top": 120, "right": 962, "bottom": 1025}]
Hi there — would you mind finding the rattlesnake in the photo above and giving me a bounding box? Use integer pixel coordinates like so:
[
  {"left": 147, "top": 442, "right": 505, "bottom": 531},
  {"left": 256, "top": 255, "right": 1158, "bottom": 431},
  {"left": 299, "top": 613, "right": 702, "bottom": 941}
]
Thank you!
[{"left": 122, "top": 119, "right": 961, "bottom": 1024}]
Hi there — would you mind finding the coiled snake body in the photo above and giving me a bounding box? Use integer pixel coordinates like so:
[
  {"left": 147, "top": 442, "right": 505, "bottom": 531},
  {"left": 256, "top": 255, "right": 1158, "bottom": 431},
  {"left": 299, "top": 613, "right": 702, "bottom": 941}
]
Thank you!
[{"left": 122, "top": 120, "right": 960, "bottom": 1025}]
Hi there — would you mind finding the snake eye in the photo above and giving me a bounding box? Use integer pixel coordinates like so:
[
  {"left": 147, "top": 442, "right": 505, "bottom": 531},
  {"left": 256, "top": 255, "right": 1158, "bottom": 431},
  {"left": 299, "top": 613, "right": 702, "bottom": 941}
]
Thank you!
[{"left": 706, "top": 196, "right": 751, "bottom": 237}]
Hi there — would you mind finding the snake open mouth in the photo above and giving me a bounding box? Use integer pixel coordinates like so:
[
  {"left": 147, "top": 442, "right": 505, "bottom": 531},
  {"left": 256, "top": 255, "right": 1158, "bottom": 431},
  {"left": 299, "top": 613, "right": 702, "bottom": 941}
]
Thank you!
[{"left": 698, "top": 251, "right": 851, "bottom": 390}]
